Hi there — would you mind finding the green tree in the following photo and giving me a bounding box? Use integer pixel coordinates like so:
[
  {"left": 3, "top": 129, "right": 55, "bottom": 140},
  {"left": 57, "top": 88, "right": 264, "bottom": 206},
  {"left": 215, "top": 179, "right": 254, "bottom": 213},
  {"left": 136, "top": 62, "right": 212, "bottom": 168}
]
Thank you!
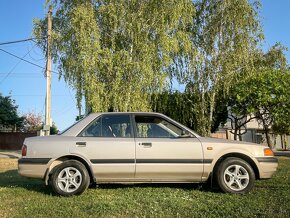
[
  {"left": 0, "top": 93, "right": 24, "bottom": 131},
  {"left": 50, "top": 122, "right": 59, "bottom": 135},
  {"left": 229, "top": 69, "right": 290, "bottom": 148},
  {"left": 151, "top": 90, "right": 227, "bottom": 133},
  {"left": 151, "top": 91, "right": 197, "bottom": 130},
  {"left": 172, "top": 0, "right": 262, "bottom": 136},
  {"left": 228, "top": 44, "right": 289, "bottom": 144},
  {"left": 34, "top": 0, "right": 194, "bottom": 113}
]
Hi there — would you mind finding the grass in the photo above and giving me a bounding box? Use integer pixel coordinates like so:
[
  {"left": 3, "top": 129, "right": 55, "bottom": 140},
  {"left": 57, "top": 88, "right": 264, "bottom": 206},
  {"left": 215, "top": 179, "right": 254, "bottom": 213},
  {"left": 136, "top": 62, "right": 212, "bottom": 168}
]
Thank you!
[{"left": 0, "top": 158, "right": 289, "bottom": 218}]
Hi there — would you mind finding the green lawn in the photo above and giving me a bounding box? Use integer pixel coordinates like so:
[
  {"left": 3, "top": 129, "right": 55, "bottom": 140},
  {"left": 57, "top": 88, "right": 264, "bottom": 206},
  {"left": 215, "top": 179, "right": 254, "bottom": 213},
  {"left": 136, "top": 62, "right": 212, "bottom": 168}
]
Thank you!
[{"left": 0, "top": 158, "right": 289, "bottom": 218}]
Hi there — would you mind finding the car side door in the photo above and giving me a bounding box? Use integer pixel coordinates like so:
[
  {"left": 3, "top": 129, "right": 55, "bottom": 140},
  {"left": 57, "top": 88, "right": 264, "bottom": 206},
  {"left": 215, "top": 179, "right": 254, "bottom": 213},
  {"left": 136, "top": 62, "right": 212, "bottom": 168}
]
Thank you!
[
  {"left": 70, "top": 114, "right": 135, "bottom": 182},
  {"left": 134, "top": 114, "right": 204, "bottom": 182}
]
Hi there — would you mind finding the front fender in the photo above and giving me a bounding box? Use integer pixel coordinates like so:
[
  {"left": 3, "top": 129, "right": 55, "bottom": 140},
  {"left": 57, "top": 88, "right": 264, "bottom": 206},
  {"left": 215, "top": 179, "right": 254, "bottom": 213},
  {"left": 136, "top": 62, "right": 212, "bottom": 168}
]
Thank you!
[{"left": 202, "top": 148, "right": 259, "bottom": 181}]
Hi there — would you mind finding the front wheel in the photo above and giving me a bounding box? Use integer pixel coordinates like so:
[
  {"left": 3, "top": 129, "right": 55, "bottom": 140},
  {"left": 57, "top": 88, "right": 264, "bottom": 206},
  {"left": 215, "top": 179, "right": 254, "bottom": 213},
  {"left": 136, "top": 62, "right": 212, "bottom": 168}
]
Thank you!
[
  {"left": 215, "top": 157, "right": 255, "bottom": 194},
  {"left": 50, "top": 160, "right": 90, "bottom": 196}
]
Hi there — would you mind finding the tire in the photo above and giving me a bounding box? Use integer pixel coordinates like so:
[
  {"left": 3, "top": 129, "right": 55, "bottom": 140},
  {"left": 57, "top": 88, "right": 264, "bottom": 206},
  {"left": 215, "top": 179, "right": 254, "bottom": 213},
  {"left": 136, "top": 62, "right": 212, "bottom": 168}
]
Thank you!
[
  {"left": 49, "top": 160, "right": 90, "bottom": 196},
  {"left": 215, "top": 157, "right": 255, "bottom": 194}
]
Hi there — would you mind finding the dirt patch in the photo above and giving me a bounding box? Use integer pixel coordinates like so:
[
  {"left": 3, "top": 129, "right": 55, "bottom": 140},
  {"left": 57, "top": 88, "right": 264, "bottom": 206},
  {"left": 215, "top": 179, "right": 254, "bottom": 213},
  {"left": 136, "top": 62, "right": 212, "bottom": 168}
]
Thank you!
[{"left": 0, "top": 159, "right": 17, "bottom": 171}]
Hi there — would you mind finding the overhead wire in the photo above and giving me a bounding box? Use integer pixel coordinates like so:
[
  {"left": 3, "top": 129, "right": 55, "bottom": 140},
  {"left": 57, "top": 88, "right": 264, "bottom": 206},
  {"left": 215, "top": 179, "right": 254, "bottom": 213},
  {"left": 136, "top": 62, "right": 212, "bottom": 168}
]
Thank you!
[
  {"left": 0, "top": 44, "right": 37, "bottom": 85},
  {"left": 28, "top": 39, "right": 46, "bottom": 62},
  {"left": 0, "top": 37, "right": 44, "bottom": 46},
  {"left": 0, "top": 48, "right": 59, "bottom": 75},
  {"left": 0, "top": 37, "right": 75, "bottom": 121}
]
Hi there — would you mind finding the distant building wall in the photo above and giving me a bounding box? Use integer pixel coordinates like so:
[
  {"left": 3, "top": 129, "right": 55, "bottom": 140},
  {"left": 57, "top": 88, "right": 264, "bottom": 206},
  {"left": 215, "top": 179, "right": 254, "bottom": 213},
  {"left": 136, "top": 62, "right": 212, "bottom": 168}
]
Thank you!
[
  {"left": 213, "top": 127, "right": 289, "bottom": 150},
  {"left": 217, "top": 114, "right": 289, "bottom": 149},
  {"left": 0, "top": 132, "right": 37, "bottom": 150}
]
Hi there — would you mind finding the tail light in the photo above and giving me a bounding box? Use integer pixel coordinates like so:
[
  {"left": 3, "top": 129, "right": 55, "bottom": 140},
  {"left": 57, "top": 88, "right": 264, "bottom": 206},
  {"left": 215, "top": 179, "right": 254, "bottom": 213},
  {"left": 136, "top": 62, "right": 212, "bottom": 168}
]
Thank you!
[
  {"left": 264, "top": 148, "right": 274, "bottom": 156},
  {"left": 21, "top": 145, "right": 27, "bottom": 157}
]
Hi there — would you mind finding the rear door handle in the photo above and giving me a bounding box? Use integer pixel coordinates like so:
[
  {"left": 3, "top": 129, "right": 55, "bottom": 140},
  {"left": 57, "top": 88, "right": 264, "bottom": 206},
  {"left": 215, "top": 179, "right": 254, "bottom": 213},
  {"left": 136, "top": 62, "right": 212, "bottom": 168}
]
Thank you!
[
  {"left": 76, "top": 142, "right": 86, "bottom": 147},
  {"left": 139, "top": 142, "right": 152, "bottom": 148}
]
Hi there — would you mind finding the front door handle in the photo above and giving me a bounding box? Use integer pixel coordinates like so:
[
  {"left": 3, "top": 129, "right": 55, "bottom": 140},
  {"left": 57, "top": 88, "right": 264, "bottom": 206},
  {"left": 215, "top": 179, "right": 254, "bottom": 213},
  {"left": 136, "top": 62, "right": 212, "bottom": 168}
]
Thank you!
[
  {"left": 76, "top": 142, "right": 86, "bottom": 147},
  {"left": 139, "top": 142, "right": 152, "bottom": 148}
]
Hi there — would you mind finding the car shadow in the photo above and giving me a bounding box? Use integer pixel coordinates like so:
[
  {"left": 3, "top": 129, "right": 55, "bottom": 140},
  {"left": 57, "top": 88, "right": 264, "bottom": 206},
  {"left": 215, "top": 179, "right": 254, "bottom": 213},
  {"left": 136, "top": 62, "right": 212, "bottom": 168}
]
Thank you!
[
  {"left": 0, "top": 170, "right": 53, "bottom": 195},
  {"left": 0, "top": 170, "right": 220, "bottom": 195},
  {"left": 93, "top": 182, "right": 219, "bottom": 193}
]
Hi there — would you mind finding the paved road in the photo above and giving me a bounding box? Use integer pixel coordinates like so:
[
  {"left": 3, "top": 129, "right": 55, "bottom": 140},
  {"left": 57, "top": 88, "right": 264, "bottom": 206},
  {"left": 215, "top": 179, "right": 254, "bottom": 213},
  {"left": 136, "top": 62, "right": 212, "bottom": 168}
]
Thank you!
[
  {"left": 0, "top": 150, "right": 21, "bottom": 159},
  {"left": 274, "top": 151, "right": 290, "bottom": 157}
]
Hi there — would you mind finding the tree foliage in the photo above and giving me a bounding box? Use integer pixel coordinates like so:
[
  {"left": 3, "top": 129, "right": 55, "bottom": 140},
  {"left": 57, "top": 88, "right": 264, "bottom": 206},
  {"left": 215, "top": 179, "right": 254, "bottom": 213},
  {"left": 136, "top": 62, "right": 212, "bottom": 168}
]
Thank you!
[
  {"left": 0, "top": 94, "right": 24, "bottom": 131},
  {"left": 151, "top": 90, "right": 227, "bottom": 133},
  {"left": 33, "top": 0, "right": 290, "bottom": 140},
  {"left": 228, "top": 44, "right": 289, "bottom": 146},
  {"left": 151, "top": 91, "right": 197, "bottom": 130},
  {"left": 173, "top": 0, "right": 263, "bottom": 136},
  {"left": 229, "top": 69, "right": 290, "bottom": 147},
  {"left": 49, "top": 122, "right": 59, "bottom": 135},
  {"left": 22, "top": 112, "right": 43, "bottom": 132},
  {"left": 34, "top": 0, "right": 194, "bottom": 112}
]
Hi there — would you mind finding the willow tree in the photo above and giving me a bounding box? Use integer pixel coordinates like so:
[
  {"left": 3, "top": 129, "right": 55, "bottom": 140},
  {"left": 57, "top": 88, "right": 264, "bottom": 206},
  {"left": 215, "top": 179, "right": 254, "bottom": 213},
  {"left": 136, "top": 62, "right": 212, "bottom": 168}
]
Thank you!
[
  {"left": 173, "top": 0, "right": 263, "bottom": 135},
  {"left": 34, "top": 0, "right": 194, "bottom": 112}
]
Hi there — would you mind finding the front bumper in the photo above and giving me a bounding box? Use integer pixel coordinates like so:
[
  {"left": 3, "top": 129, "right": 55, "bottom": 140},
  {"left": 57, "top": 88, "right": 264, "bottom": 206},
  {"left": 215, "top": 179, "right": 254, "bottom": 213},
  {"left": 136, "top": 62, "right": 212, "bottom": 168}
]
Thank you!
[{"left": 256, "top": 157, "right": 278, "bottom": 179}]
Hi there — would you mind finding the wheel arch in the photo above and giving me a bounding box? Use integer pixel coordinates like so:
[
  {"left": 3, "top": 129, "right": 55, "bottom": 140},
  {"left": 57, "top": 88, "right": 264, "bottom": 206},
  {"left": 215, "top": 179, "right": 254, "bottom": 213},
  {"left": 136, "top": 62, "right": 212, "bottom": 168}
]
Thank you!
[
  {"left": 45, "top": 155, "right": 95, "bottom": 185},
  {"left": 212, "top": 153, "right": 260, "bottom": 180}
]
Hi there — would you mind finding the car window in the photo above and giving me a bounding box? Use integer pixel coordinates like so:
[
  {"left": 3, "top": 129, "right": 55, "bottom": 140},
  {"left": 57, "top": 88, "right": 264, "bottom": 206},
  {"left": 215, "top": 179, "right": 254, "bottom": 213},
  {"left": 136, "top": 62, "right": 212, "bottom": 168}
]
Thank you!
[
  {"left": 79, "top": 115, "right": 132, "bottom": 138},
  {"left": 135, "top": 116, "right": 183, "bottom": 138}
]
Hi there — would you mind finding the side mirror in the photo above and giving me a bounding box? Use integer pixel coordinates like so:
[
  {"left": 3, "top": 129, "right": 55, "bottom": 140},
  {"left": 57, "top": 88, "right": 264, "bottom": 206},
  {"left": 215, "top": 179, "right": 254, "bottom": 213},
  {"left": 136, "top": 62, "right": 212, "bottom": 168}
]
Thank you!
[{"left": 179, "top": 130, "right": 191, "bottom": 138}]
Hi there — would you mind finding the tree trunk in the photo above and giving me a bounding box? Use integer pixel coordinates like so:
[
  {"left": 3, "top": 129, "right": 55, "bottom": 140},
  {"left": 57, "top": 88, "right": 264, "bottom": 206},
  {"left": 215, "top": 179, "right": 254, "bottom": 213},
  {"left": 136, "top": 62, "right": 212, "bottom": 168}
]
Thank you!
[
  {"left": 208, "top": 92, "right": 216, "bottom": 135},
  {"left": 234, "top": 128, "right": 238, "bottom": 140},
  {"left": 238, "top": 129, "right": 243, "bottom": 141},
  {"left": 280, "top": 134, "right": 284, "bottom": 150},
  {"left": 199, "top": 89, "right": 207, "bottom": 136},
  {"left": 264, "top": 127, "right": 273, "bottom": 148}
]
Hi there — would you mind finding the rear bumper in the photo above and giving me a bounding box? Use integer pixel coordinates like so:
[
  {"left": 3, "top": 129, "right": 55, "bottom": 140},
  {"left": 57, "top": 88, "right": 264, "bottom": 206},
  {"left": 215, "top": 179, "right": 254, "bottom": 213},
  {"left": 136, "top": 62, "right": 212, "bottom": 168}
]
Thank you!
[
  {"left": 18, "top": 158, "right": 50, "bottom": 179},
  {"left": 256, "top": 157, "right": 278, "bottom": 179}
]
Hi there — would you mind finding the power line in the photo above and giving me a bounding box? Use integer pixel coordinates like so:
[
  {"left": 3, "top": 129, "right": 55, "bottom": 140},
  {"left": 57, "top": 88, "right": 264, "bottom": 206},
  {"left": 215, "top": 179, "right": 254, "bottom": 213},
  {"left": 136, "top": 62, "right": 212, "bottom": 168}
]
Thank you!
[
  {"left": 0, "top": 37, "right": 40, "bottom": 46},
  {"left": 0, "top": 73, "right": 58, "bottom": 79},
  {"left": 0, "top": 45, "right": 37, "bottom": 85},
  {"left": 0, "top": 48, "right": 46, "bottom": 71},
  {"left": 28, "top": 40, "right": 46, "bottom": 62},
  {"left": 9, "top": 94, "right": 71, "bottom": 97},
  {"left": 0, "top": 48, "right": 58, "bottom": 75}
]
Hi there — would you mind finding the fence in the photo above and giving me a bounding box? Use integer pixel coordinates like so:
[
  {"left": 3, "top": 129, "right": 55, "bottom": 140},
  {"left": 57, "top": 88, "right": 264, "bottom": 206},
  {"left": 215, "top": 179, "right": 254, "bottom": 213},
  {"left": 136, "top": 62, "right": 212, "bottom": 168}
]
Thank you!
[
  {"left": 0, "top": 132, "right": 37, "bottom": 150},
  {"left": 211, "top": 132, "right": 228, "bottom": 139}
]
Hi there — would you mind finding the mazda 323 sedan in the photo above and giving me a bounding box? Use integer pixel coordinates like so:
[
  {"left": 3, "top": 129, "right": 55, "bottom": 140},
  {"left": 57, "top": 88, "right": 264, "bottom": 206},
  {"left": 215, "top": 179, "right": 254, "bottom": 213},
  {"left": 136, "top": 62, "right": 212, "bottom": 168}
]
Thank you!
[{"left": 18, "top": 112, "right": 278, "bottom": 196}]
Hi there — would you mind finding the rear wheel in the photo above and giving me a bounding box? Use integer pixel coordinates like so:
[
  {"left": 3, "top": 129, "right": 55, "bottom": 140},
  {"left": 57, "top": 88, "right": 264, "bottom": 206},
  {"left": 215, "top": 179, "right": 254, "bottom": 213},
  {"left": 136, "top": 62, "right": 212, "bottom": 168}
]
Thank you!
[
  {"left": 216, "top": 157, "right": 255, "bottom": 194},
  {"left": 50, "top": 160, "right": 90, "bottom": 196}
]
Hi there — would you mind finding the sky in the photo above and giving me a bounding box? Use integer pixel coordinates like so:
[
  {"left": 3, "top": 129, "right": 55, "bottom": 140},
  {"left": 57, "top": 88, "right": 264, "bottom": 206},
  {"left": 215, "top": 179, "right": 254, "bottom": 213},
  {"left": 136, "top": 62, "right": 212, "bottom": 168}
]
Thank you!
[{"left": 0, "top": 0, "right": 289, "bottom": 131}]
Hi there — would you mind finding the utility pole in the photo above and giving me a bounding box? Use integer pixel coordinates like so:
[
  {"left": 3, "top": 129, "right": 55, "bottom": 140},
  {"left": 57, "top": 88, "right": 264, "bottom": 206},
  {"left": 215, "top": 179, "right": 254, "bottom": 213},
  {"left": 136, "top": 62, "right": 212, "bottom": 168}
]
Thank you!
[{"left": 44, "top": 6, "right": 52, "bottom": 136}]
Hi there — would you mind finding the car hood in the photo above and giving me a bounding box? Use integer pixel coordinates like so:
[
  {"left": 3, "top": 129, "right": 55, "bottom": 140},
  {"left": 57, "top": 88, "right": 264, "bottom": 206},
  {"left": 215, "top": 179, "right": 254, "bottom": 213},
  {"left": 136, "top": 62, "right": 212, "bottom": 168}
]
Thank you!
[{"left": 198, "top": 137, "right": 263, "bottom": 147}]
